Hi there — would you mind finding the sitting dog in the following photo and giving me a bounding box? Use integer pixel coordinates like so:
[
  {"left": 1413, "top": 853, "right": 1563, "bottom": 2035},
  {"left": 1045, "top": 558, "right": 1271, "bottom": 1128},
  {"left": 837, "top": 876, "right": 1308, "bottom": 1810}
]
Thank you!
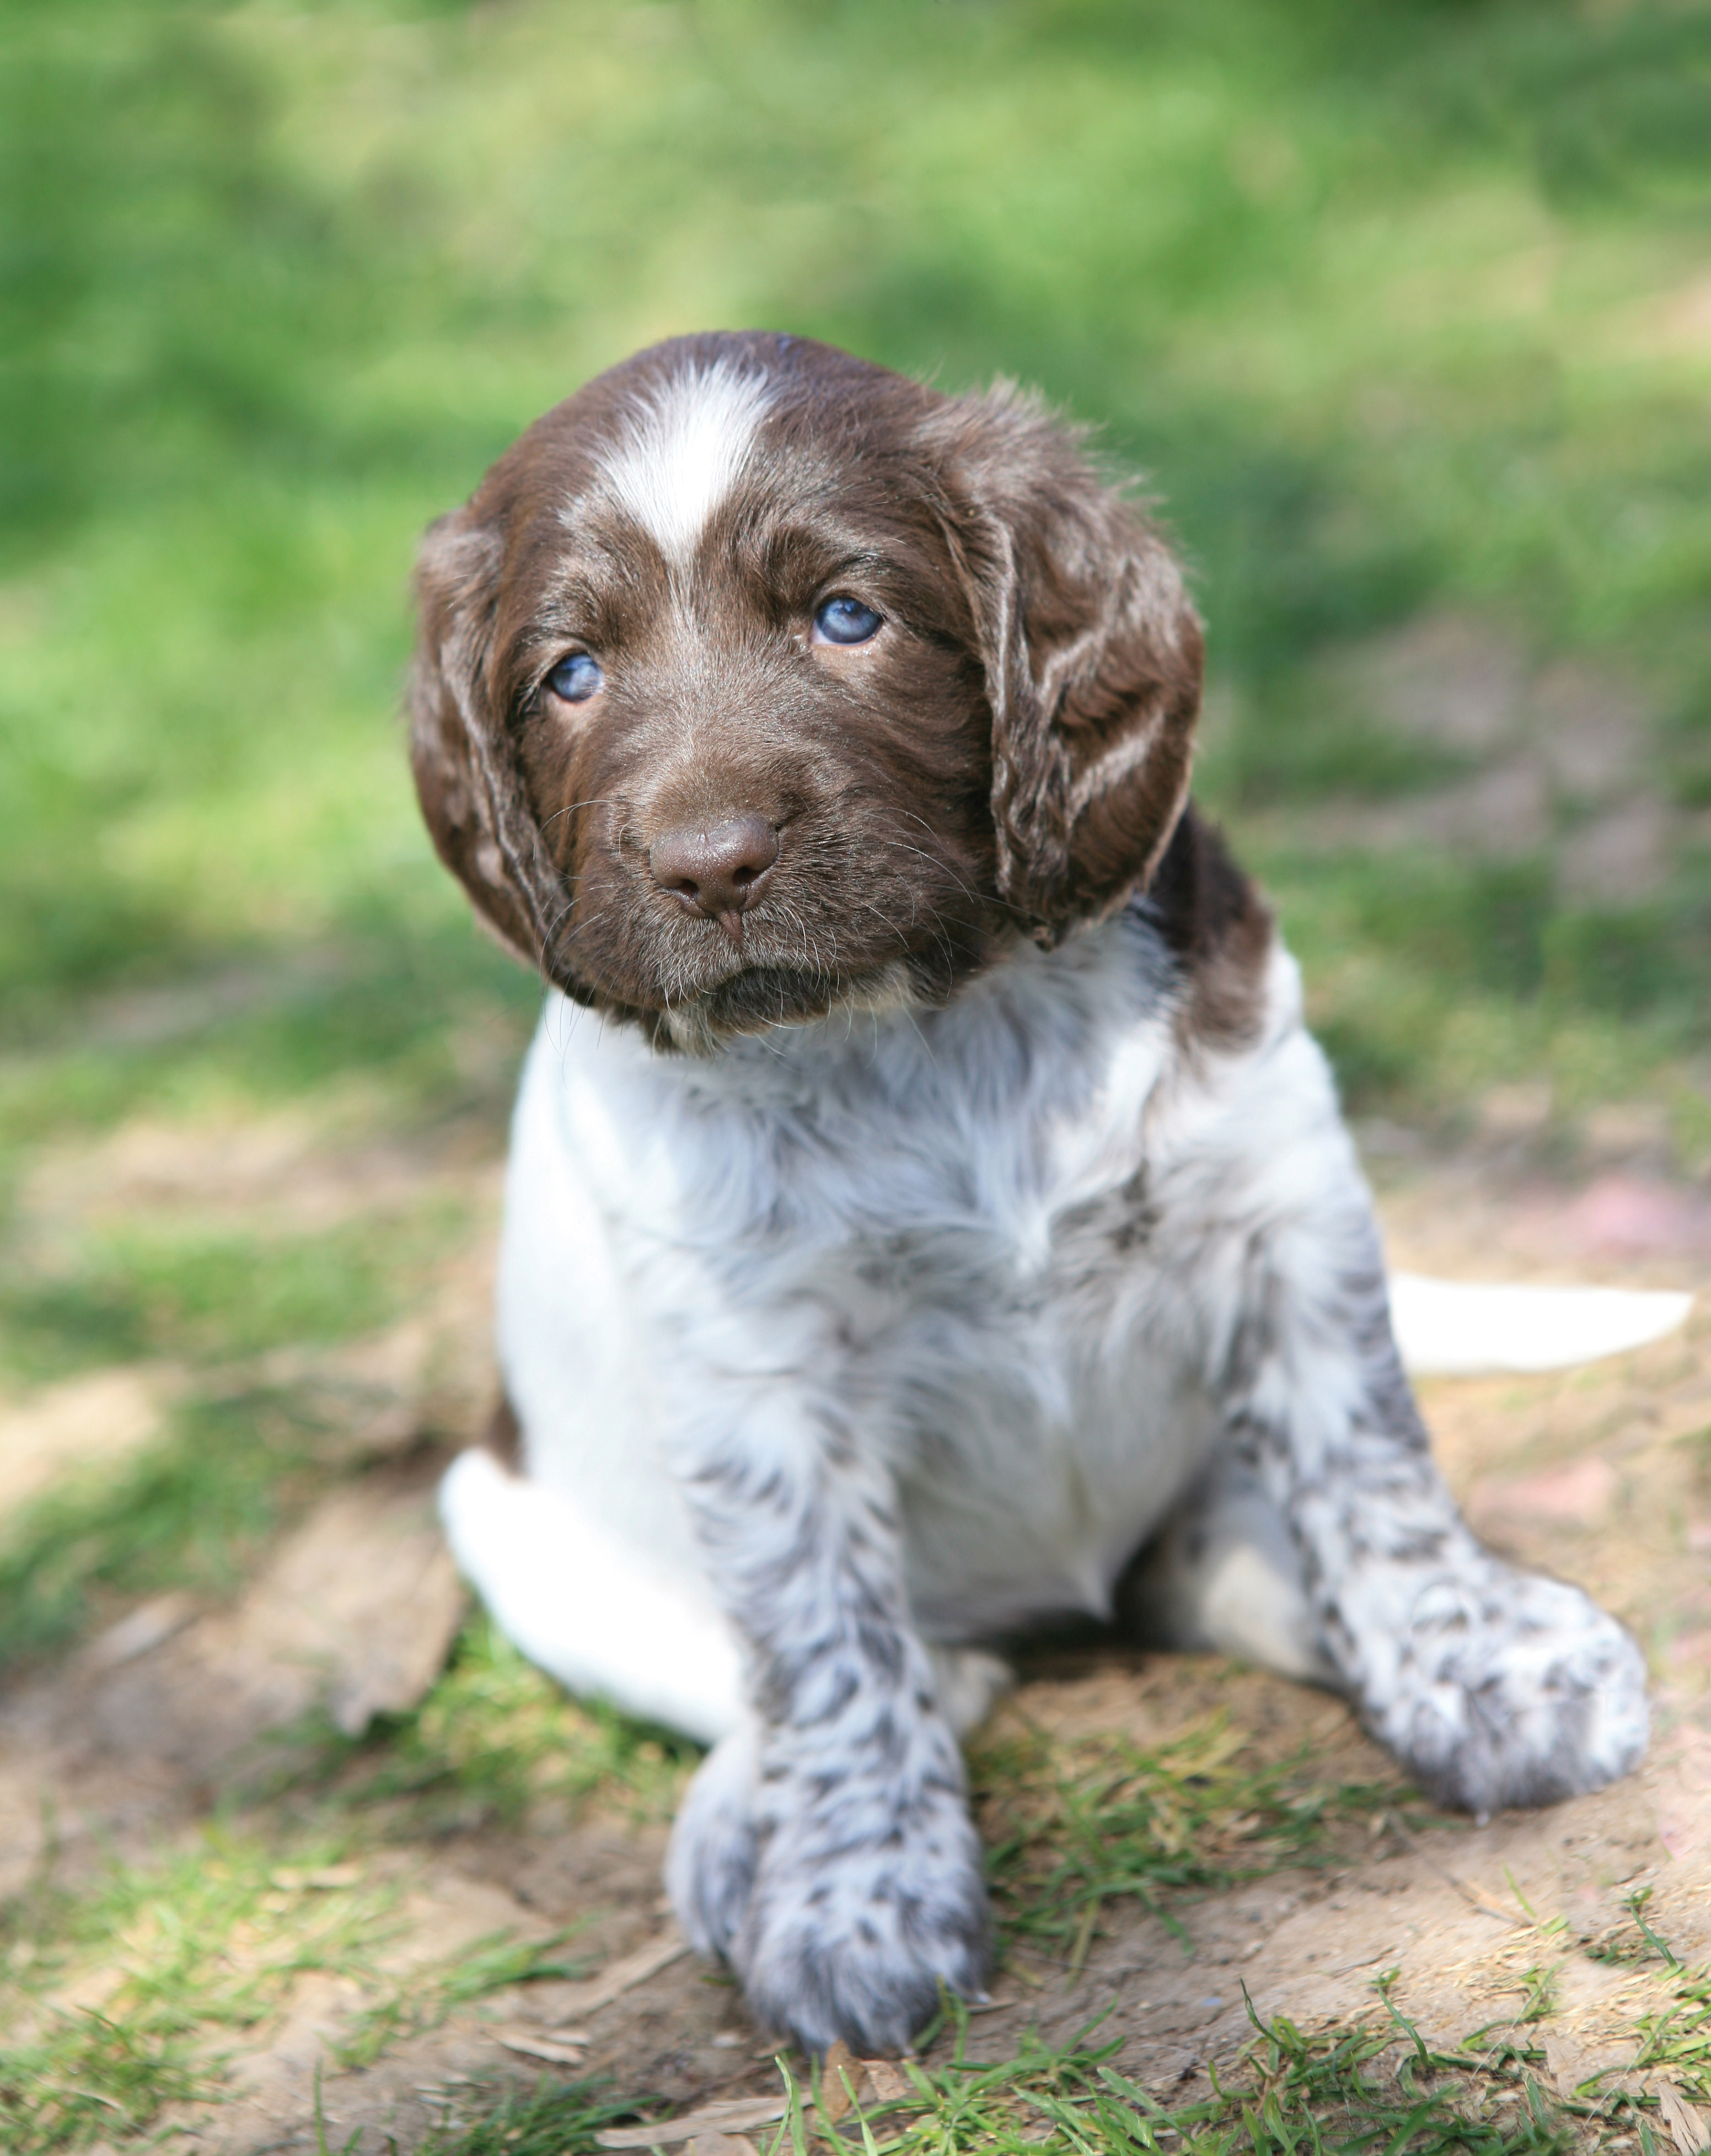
[{"left": 408, "top": 331, "right": 1648, "bottom": 2055}]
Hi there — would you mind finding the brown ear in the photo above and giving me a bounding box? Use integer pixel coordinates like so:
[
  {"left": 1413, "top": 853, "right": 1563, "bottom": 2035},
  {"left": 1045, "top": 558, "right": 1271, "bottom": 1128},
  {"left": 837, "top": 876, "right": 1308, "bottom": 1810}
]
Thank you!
[
  {"left": 934, "top": 389, "right": 1203, "bottom": 942},
  {"left": 407, "top": 510, "right": 571, "bottom": 980}
]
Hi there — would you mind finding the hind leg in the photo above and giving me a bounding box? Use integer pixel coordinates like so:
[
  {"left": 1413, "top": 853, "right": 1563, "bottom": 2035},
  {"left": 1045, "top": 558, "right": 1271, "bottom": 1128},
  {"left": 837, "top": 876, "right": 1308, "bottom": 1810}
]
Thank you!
[{"left": 1118, "top": 1449, "right": 1336, "bottom": 1686}]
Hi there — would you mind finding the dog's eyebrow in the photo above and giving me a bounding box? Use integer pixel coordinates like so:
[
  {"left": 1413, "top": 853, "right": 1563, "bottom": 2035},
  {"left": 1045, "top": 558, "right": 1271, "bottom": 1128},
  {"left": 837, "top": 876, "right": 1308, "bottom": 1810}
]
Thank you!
[
  {"left": 737, "top": 524, "right": 897, "bottom": 598},
  {"left": 595, "top": 358, "right": 775, "bottom": 563}
]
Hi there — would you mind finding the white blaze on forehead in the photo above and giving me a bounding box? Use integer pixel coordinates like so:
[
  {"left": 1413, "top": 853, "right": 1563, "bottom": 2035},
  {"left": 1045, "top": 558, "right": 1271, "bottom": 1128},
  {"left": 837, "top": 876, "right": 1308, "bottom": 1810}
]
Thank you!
[{"left": 597, "top": 358, "right": 774, "bottom": 560}]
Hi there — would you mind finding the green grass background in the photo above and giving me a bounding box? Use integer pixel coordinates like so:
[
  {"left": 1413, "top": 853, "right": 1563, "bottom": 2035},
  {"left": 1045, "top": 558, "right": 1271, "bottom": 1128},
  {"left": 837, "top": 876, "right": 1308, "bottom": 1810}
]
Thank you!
[
  {"left": 3, "top": 9, "right": 1710, "bottom": 2142},
  {"left": 4, "top": 0, "right": 1708, "bottom": 1678},
  {"left": 3, "top": 0, "right": 1710, "bottom": 1181}
]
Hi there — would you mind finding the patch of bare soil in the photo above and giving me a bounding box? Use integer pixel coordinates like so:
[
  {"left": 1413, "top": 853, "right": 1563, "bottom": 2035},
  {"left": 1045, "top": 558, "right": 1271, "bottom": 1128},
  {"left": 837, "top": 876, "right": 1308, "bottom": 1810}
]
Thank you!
[
  {"left": 1, "top": 1145, "right": 1707, "bottom": 2152},
  {"left": 0, "top": 1459, "right": 467, "bottom": 1903},
  {"left": 0, "top": 1367, "right": 176, "bottom": 1516}
]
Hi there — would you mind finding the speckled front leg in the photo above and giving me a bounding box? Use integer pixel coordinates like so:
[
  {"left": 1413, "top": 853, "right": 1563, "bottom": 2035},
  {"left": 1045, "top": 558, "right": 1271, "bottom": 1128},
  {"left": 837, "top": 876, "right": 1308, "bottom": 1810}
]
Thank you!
[{"left": 663, "top": 1398, "right": 989, "bottom": 2053}]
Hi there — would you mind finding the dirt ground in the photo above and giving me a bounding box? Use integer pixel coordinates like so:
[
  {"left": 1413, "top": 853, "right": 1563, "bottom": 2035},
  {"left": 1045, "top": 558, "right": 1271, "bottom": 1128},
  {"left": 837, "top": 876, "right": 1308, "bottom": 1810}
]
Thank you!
[{"left": 2, "top": 1134, "right": 1708, "bottom": 2153}]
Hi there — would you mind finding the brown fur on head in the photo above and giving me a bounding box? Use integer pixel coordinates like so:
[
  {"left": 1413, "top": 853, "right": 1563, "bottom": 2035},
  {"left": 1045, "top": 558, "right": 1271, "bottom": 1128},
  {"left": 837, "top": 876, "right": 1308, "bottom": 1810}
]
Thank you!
[{"left": 408, "top": 331, "right": 1203, "bottom": 1047}]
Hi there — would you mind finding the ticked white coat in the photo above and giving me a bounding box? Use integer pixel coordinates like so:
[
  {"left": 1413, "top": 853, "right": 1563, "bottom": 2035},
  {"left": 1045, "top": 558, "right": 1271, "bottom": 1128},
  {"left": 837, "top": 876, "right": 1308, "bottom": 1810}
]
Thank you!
[{"left": 444, "top": 904, "right": 1670, "bottom": 1845}]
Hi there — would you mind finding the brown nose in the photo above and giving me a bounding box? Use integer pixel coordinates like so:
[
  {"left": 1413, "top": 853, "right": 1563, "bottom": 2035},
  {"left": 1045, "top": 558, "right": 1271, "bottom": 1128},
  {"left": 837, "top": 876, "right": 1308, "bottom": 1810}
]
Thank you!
[{"left": 648, "top": 814, "right": 780, "bottom": 921}]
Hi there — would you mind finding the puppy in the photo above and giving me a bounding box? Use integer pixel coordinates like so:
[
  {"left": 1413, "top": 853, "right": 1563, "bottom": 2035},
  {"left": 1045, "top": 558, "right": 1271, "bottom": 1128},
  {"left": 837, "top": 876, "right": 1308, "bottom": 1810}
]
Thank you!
[{"left": 409, "top": 331, "right": 1648, "bottom": 2055}]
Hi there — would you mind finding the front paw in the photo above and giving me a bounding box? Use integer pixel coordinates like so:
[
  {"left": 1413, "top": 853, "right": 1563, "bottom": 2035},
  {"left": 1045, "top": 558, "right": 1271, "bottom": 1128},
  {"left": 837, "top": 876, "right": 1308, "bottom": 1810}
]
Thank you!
[
  {"left": 1367, "top": 1563, "right": 1648, "bottom": 1815},
  {"left": 733, "top": 1787, "right": 990, "bottom": 2054}
]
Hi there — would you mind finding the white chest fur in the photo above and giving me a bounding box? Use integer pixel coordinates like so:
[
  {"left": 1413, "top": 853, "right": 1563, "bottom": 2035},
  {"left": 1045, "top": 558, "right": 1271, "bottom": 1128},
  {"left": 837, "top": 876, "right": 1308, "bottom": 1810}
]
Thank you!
[
  {"left": 495, "top": 908, "right": 1345, "bottom": 1641},
  {"left": 449, "top": 895, "right": 1653, "bottom": 1848}
]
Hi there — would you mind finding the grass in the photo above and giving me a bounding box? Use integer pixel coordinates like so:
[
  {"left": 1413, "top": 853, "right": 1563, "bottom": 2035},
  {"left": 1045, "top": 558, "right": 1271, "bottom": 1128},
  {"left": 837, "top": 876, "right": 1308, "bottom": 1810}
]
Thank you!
[
  {"left": 0, "top": 1826, "right": 403, "bottom": 2153},
  {"left": 2, "top": 0, "right": 1709, "bottom": 1154},
  {"left": 0, "top": 1612, "right": 704, "bottom": 2153},
  {"left": 0, "top": 1384, "right": 333, "bottom": 1666},
  {"left": 427, "top": 2006, "right": 1584, "bottom": 2156},
  {"left": 912, "top": 2008, "right": 1579, "bottom": 2156},
  {"left": 0, "top": 1205, "right": 458, "bottom": 1383},
  {"left": 405, "top": 2076, "right": 651, "bottom": 2156},
  {"left": 303, "top": 1615, "right": 703, "bottom": 1836},
  {"left": 972, "top": 1712, "right": 1410, "bottom": 1963},
  {"left": 6, "top": 1648, "right": 1711, "bottom": 2151},
  {"left": 0, "top": 1816, "right": 598, "bottom": 2154},
  {"left": 411, "top": 1944, "right": 1711, "bottom": 2156},
  {"left": 3, "top": 0, "right": 1710, "bottom": 2147},
  {"left": 331, "top": 1931, "right": 586, "bottom": 2074}
]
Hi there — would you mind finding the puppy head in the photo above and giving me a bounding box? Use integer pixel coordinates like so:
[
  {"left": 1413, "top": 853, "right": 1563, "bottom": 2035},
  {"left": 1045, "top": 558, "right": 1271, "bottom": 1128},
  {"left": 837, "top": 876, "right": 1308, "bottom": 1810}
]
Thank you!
[{"left": 410, "top": 331, "right": 1202, "bottom": 1047}]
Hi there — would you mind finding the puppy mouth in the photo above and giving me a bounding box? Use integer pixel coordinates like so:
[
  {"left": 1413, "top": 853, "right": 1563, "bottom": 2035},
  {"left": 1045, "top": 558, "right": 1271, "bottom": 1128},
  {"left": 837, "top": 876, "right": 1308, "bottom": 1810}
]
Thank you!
[
  {"left": 589, "top": 881, "right": 940, "bottom": 1045},
  {"left": 651, "top": 909, "right": 888, "bottom": 1020},
  {"left": 652, "top": 953, "right": 919, "bottom": 1049}
]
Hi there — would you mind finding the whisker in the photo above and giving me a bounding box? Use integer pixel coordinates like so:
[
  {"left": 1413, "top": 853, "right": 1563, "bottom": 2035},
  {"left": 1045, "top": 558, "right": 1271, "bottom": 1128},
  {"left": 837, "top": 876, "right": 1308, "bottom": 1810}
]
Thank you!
[
  {"left": 885, "top": 818, "right": 1029, "bottom": 921},
  {"left": 537, "top": 794, "right": 623, "bottom": 842}
]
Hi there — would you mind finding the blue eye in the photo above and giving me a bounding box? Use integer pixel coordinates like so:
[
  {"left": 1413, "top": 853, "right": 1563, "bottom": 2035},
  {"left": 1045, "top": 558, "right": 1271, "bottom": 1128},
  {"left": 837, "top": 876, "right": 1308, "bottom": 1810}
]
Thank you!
[
  {"left": 548, "top": 652, "right": 603, "bottom": 702},
  {"left": 813, "top": 595, "right": 883, "bottom": 646}
]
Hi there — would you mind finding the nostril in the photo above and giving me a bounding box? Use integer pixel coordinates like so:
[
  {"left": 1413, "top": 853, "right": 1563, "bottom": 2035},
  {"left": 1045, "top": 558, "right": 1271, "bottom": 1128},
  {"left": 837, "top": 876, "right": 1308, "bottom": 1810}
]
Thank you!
[{"left": 648, "top": 814, "right": 780, "bottom": 919}]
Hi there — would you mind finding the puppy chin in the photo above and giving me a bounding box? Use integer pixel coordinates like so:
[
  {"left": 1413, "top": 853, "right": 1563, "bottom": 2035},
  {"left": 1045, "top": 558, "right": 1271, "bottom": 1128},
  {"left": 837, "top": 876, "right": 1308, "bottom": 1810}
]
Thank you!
[{"left": 649, "top": 958, "right": 920, "bottom": 1054}]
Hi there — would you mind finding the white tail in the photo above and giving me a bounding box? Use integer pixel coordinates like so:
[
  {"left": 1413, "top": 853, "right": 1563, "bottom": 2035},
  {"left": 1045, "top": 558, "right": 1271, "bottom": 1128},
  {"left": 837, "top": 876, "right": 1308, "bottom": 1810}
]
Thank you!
[
  {"left": 438, "top": 1448, "right": 745, "bottom": 1745},
  {"left": 1390, "top": 1273, "right": 1693, "bottom": 1377}
]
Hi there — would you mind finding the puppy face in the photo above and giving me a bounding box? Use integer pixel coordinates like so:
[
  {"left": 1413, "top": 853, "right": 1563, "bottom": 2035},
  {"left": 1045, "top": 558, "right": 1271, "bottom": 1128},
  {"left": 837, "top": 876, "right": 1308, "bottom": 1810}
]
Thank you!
[{"left": 410, "top": 332, "right": 1203, "bottom": 1047}]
